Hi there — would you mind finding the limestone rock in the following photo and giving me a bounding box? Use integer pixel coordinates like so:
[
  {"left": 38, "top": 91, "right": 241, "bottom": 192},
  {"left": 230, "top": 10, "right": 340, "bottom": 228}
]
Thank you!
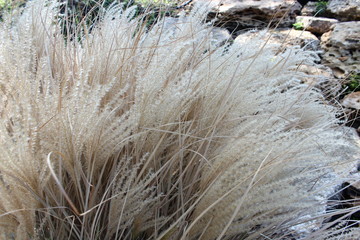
[
  {"left": 342, "top": 91, "right": 360, "bottom": 110},
  {"left": 297, "top": 64, "right": 333, "bottom": 81},
  {"left": 320, "top": 21, "right": 360, "bottom": 78},
  {"left": 198, "top": 0, "right": 302, "bottom": 32},
  {"left": 295, "top": 16, "right": 338, "bottom": 35},
  {"left": 161, "top": 17, "right": 179, "bottom": 31},
  {"left": 326, "top": 0, "right": 360, "bottom": 21},
  {"left": 234, "top": 28, "right": 320, "bottom": 52},
  {"left": 297, "top": 64, "right": 340, "bottom": 97},
  {"left": 300, "top": 1, "right": 318, "bottom": 16},
  {"left": 275, "top": 28, "right": 320, "bottom": 51},
  {"left": 210, "top": 27, "right": 233, "bottom": 47}
]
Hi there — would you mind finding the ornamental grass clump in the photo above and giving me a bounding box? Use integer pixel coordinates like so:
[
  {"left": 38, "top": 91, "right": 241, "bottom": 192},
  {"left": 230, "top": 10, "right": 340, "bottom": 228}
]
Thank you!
[{"left": 0, "top": 1, "right": 359, "bottom": 239}]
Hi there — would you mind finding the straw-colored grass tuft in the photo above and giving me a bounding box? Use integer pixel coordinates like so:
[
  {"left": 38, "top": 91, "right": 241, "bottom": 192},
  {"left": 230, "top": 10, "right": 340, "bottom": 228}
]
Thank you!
[{"left": 0, "top": 1, "right": 359, "bottom": 239}]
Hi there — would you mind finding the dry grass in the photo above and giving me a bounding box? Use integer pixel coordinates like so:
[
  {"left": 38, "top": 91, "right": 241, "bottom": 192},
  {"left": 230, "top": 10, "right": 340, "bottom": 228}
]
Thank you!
[{"left": 0, "top": 1, "right": 359, "bottom": 239}]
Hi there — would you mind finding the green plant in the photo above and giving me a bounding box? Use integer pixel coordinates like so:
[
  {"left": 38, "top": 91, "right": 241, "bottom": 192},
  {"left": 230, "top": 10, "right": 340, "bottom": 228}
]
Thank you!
[
  {"left": 342, "top": 73, "right": 360, "bottom": 95},
  {"left": 0, "top": 0, "right": 359, "bottom": 239},
  {"left": 58, "top": 0, "right": 131, "bottom": 39},
  {"left": 0, "top": 0, "right": 7, "bottom": 8},
  {"left": 292, "top": 21, "right": 304, "bottom": 30},
  {"left": 316, "top": 0, "right": 328, "bottom": 14},
  {"left": 58, "top": 0, "right": 178, "bottom": 40},
  {"left": 0, "top": 0, "right": 26, "bottom": 21}
]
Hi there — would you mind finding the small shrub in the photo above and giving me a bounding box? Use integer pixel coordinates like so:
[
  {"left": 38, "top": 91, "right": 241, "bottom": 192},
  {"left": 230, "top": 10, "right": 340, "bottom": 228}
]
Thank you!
[
  {"left": 342, "top": 73, "right": 360, "bottom": 95},
  {"left": 58, "top": 0, "right": 178, "bottom": 39},
  {"left": 316, "top": 0, "right": 328, "bottom": 14},
  {"left": 293, "top": 21, "right": 304, "bottom": 30},
  {"left": 0, "top": 0, "right": 26, "bottom": 21}
]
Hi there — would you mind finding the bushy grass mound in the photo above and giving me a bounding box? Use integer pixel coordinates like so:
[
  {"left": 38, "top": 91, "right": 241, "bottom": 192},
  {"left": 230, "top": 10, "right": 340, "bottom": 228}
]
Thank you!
[{"left": 0, "top": 1, "right": 358, "bottom": 239}]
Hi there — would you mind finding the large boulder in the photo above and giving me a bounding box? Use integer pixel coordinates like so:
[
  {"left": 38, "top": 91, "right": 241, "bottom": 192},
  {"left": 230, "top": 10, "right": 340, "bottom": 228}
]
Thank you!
[
  {"left": 235, "top": 28, "right": 320, "bottom": 51},
  {"left": 326, "top": 0, "right": 360, "bottom": 21},
  {"left": 320, "top": 21, "right": 360, "bottom": 78},
  {"left": 300, "top": 0, "right": 360, "bottom": 20},
  {"left": 234, "top": 30, "right": 321, "bottom": 68},
  {"left": 197, "top": 0, "right": 302, "bottom": 32}
]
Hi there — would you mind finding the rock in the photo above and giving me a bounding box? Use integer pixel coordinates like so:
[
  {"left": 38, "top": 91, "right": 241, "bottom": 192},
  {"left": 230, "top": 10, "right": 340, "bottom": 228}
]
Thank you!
[
  {"left": 320, "top": 21, "right": 360, "bottom": 78},
  {"left": 161, "top": 17, "right": 179, "bottom": 31},
  {"left": 342, "top": 91, "right": 360, "bottom": 109},
  {"left": 295, "top": 16, "right": 338, "bottom": 35},
  {"left": 300, "top": 1, "right": 318, "bottom": 16},
  {"left": 198, "top": 0, "right": 302, "bottom": 32},
  {"left": 275, "top": 28, "right": 320, "bottom": 51},
  {"left": 234, "top": 28, "right": 320, "bottom": 52},
  {"left": 210, "top": 27, "right": 233, "bottom": 47},
  {"left": 297, "top": 64, "right": 341, "bottom": 97},
  {"left": 297, "top": 64, "right": 333, "bottom": 82},
  {"left": 326, "top": 0, "right": 360, "bottom": 21}
]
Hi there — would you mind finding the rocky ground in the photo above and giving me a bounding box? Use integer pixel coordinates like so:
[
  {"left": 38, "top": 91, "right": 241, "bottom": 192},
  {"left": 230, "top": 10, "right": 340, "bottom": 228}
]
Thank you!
[{"left": 177, "top": 0, "right": 359, "bottom": 114}]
